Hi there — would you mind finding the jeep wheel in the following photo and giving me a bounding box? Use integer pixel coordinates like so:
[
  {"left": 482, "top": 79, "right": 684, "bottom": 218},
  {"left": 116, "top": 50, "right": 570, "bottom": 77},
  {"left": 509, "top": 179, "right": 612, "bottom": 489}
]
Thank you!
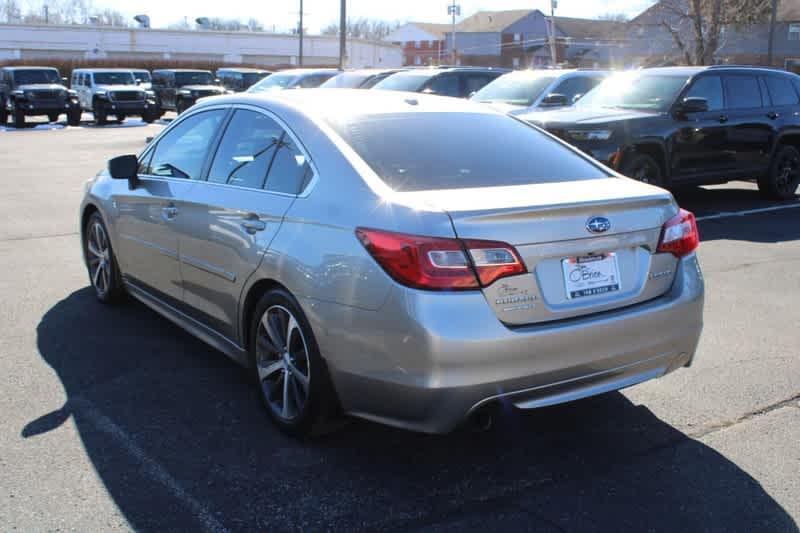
[
  {"left": 0, "top": 104, "right": 7, "bottom": 125},
  {"left": 759, "top": 145, "right": 800, "bottom": 200},
  {"left": 176, "top": 99, "right": 190, "bottom": 114},
  {"left": 116, "top": 114, "right": 126, "bottom": 124},
  {"left": 94, "top": 103, "right": 107, "bottom": 126},
  {"left": 66, "top": 109, "right": 81, "bottom": 126},
  {"left": 47, "top": 113, "right": 59, "bottom": 123},
  {"left": 621, "top": 153, "right": 663, "bottom": 187},
  {"left": 12, "top": 102, "right": 25, "bottom": 128}
]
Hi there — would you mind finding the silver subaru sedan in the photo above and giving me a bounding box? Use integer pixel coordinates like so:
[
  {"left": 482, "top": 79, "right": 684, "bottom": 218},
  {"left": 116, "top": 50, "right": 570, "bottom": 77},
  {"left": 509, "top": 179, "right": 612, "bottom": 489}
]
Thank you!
[{"left": 79, "top": 89, "right": 704, "bottom": 436}]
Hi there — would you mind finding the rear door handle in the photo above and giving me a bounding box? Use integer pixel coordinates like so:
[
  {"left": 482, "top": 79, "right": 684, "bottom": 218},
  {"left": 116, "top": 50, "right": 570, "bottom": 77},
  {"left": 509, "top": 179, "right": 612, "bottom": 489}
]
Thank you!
[
  {"left": 718, "top": 115, "right": 728, "bottom": 123},
  {"left": 767, "top": 111, "right": 779, "bottom": 120},
  {"left": 240, "top": 215, "right": 267, "bottom": 234}
]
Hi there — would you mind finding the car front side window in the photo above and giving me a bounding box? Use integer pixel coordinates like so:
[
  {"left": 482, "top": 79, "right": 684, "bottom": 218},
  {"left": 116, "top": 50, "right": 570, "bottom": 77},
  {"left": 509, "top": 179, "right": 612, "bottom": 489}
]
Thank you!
[
  {"left": 684, "top": 75, "right": 724, "bottom": 111},
  {"left": 208, "top": 109, "right": 284, "bottom": 189},
  {"left": 145, "top": 110, "right": 226, "bottom": 180}
]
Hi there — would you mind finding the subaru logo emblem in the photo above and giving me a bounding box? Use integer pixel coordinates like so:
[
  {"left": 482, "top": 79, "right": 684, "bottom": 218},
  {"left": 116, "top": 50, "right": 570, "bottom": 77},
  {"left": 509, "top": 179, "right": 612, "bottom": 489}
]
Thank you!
[{"left": 586, "top": 216, "right": 611, "bottom": 234}]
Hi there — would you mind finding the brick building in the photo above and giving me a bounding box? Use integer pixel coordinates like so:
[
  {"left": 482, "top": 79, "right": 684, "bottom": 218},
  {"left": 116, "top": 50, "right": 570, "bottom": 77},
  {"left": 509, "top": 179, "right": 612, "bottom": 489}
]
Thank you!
[{"left": 385, "top": 22, "right": 449, "bottom": 66}]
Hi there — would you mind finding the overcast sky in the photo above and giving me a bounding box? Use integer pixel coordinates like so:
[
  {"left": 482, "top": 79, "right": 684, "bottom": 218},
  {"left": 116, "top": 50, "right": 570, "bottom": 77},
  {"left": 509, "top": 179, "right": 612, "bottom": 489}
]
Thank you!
[{"left": 43, "top": 0, "right": 657, "bottom": 32}]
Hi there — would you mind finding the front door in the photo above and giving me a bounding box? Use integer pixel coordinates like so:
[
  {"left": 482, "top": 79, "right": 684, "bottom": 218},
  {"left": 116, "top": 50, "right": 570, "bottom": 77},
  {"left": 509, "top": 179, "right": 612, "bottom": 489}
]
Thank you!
[
  {"left": 114, "top": 108, "right": 227, "bottom": 303},
  {"left": 176, "top": 107, "right": 311, "bottom": 341},
  {"left": 670, "top": 74, "right": 734, "bottom": 180}
]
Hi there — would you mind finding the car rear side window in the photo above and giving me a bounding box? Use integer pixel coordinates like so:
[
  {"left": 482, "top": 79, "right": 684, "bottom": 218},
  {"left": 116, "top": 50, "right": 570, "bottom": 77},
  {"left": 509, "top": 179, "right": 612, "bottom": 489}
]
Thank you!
[
  {"left": 327, "top": 112, "right": 607, "bottom": 191},
  {"left": 426, "top": 74, "right": 460, "bottom": 97},
  {"left": 463, "top": 74, "right": 492, "bottom": 95},
  {"left": 208, "top": 110, "right": 283, "bottom": 189},
  {"left": 145, "top": 110, "right": 226, "bottom": 180},
  {"left": 765, "top": 76, "right": 800, "bottom": 106},
  {"left": 685, "top": 75, "right": 723, "bottom": 111},
  {"left": 723, "top": 75, "right": 763, "bottom": 109},
  {"left": 265, "top": 136, "right": 313, "bottom": 194}
]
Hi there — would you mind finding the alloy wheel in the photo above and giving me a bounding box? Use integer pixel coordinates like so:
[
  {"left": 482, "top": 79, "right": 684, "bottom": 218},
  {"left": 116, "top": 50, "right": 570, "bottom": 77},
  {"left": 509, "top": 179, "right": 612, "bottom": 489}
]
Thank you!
[
  {"left": 775, "top": 151, "right": 800, "bottom": 195},
  {"left": 255, "top": 305, "right": 311, "bottom": 421},
  {"left": 86, "top": 220, "right": 112, "bottom": 297},
  {"left": 632, "top": 161, "right": 656, "bottom": 184}
]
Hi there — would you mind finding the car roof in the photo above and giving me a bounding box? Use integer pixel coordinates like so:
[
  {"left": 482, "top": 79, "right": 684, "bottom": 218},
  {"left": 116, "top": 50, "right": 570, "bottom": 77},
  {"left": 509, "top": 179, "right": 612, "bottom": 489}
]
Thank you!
[
  {"left": 270, "top": 68, "right": 339, "bottom": 76},
  {"left": 3, "top": 66, "right": 58, "bottom": 71},
  {"left": 73, "top": 68, "right": 136, "bottom": 72},
  {"left": 153, "top": 69, "right": 212, "bottom": 73},
  {"left": 217, "top": 67, "right": 271, "bottom": 73},
  {"left": 196, "top": 88, "right": 501, "bottom": 121}
]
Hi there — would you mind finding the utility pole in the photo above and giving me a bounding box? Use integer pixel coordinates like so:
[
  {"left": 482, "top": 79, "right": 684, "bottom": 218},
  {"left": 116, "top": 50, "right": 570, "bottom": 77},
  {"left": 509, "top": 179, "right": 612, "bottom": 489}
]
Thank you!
[
  {"left": 299, "top": 0, "right": 304, "bottom": 66},
  {"left": 767, "top": 0, "right": 780, "bottom": 66},
  {"left": 448, "top": 1, "right": 460, "bottom": 65},
  {"left": 338, "top": 0, "right": 346, "bottom": 69},
  {"left": 43, "top": 4, "right": 48, "bottom": 24},
  {"left": 549, "top": 0, "right": 558, "bottom": 67}
]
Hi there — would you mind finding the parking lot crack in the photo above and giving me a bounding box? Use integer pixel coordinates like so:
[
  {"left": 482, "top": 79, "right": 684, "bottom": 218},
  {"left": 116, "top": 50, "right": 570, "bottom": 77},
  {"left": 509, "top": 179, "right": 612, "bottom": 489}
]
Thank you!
[{"left": 689, "top": 392, "right": 800, "bottom": 439}]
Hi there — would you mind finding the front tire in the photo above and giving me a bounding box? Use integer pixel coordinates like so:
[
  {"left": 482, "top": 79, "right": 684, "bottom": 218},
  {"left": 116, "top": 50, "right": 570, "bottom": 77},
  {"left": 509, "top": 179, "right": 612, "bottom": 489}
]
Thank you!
[
  {"left": 12, "top": 102, "right": 25, "bottom": 128},
  {"left": 0, "top": 102, "right": 7, "bottom": 125},
  {"left": 620, "top": 153, "right": 663, "bottom": 187},
  {"left": 47, "top": 112, "right": 59, "bottom": 123},
  {"left": 250, "top": 288, "right": 334, "bottom": 437},
  {"left": 176, "top": 99, "right": 190, "bottom": 114},
  {"left": 93, "top": 102, "right": 107, "bottom": 126},
  {"left": 67, "top": 109, "right": 81, "bottom": 126},
  {"left": 759, "top": 145, "right": 800, "bottom": 200},
  {"left": 116, "top": 114, "right": 126, "bottom": 124},
  {"left": 84, "top": 212, "right": 125, "bottom": 303}
]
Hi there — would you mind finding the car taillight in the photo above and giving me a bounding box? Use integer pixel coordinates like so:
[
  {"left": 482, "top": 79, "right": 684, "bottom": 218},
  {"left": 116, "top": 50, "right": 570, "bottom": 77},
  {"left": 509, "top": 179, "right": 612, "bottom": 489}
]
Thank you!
[
  {"left": 657, "top": 208, "right": 700, "bottom": 257},
  {"left": 356, "top": 228, "right": 526, "bottom": 290}
]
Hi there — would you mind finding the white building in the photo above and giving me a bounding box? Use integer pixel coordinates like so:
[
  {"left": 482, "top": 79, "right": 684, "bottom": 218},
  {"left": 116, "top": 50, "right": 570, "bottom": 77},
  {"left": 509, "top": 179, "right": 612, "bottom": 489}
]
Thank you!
[{"left": 0, "top": 24, "right": 402, "bottom": 68}]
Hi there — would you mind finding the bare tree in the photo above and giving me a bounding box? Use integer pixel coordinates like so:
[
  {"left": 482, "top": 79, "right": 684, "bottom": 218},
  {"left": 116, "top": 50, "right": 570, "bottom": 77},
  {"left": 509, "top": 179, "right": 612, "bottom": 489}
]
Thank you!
[
  {"left": 0, "top": 0, "right": 23, "bottom": 22},
  {"left": 597, "top": 12, "right": 630, "bottom": 22},
  {"left": 321, "top": 17, "right": 400, "bottom": 40},
  {"left": 654, "top": 0, "right": 772, "bottom": 64}
]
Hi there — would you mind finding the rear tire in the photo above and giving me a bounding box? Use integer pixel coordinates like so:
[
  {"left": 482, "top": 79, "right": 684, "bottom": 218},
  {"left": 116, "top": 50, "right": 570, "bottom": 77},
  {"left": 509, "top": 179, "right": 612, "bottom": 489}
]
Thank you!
[
  {"left": 249, "top": 288, "right": 336, "bottom": 438},
  {"left": 620, "top": 153, "right": 663, "bottom": 187},
  {"left": 84, "top": 212, "right": 125, "bottom": 304},
  {"left": 759, "top": 145, "right": 800, "bottom": 200}
]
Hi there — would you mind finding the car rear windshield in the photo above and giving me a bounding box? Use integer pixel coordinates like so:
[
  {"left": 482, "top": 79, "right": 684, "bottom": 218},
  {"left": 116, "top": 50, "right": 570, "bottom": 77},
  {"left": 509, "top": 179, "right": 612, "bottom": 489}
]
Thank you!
[
  {"left": 472, "top": 75, "right": 557, "bottom": 106},
  {"left": 12, "top": 69, "right": 59, "bottom": 85},
  {"left": 175, "top": 72, "right": 214, "bottom": 86},
  {"left": 372, "top": 72, "right": 434, "bottom": 92},
  {"left": 248, "top": 73, "right": 296, "bottom": 92},
  {"left": 94, "top": 72, "right": 135, "bottom": 85},
  {"left": 577, "top": 72, "right": 689, "bottom": 112},
  {"left": 326, "top": 112, "right": 608, "bottom": 191}
]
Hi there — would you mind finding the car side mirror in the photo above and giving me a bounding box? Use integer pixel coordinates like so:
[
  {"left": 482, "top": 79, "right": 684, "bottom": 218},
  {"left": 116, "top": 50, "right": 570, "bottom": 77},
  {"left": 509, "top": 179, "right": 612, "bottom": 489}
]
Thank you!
[
  {"left": 572, "top": 93, "right": 584, "bottom": 103},
  {"left": 135, "top": 78, "right": 142, "bottom": 85},
  {"left": 109, "top": 154, "right": 139, "bottom": 190},
  {"left": 468, "top": 91, "right": 477, "bottom": 98},
  {"left": 541, "top": 93, "right": 568, "bottom": 106},
  {"left": 215, "top": 78, "right": 221, "bottom": 85},
  {"left": 62, "top": 77, "right": 68, "bottom": 84},
  {"left": 676, "top": 97, "right": 708, "bottom": 115}
]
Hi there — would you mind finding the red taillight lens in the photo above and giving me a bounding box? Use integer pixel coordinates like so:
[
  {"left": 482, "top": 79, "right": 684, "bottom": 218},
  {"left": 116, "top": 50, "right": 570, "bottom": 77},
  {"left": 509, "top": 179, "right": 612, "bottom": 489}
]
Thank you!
[
  {"left": 657, "top": 208, "right": 700, "bottom": 257},
  {"left": 356, "top": 228, "right": 526, "bottom": 290}
]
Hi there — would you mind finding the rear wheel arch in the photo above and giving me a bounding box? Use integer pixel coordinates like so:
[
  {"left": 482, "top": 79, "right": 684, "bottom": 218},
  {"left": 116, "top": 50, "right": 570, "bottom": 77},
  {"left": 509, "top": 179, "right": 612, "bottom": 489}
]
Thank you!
[{"left": 240, "top": 278, "right": 289, "bottom": 360}]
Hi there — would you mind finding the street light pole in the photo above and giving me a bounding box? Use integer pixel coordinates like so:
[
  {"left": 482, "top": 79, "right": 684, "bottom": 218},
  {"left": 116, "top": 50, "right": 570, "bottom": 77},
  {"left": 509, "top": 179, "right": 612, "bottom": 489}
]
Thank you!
[
  {"left": 339, "top": 0, "right": 346, "bottom": 69},
  {"left": 448, "top": 1, "right": 460, "bottom": 65},
  {"left": 549, "top": 0, "right": 558, "bottom": 66},
  {"left": 299, "top": 0, "right": 304, "bottom": 66},
  {"left": 767, "top": 0, "right": 780, "bottom": 66}
]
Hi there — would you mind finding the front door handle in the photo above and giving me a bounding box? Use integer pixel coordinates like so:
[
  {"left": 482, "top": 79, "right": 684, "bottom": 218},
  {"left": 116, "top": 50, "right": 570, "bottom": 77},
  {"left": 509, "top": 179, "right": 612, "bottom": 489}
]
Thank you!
[
  {"left": 240, "top": 215, "right": 267, "bottom": 234},
  {"left": 718, "top": 115, "right": 728, "bottom": 123},
  {"left": 162, "top": 205, "right": 178, "bottom": 220},
  {"left": 767, "top": 111, "right": 779, "bottom": 120}
]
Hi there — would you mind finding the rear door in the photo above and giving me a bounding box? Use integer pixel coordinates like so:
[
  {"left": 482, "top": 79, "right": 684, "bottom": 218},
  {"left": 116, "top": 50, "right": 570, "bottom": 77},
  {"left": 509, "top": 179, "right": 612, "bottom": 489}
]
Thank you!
[
  {"left": 176, "top": 107, "right": 308, "bottom": 340},
  {"left": 722, "top": 73, "right": 773, "bottom": 173},
  {"left": 114, "top": 108, "right": 227, "bottom": 302},
  {"left": 763, "top": 74, "right": 800, "bottom": 137}
]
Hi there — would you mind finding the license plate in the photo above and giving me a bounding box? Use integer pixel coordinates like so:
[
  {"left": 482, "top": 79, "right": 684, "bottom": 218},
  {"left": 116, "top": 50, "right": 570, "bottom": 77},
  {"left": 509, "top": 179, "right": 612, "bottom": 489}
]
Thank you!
[{"left": 562, "top": 253, "right": 620, "bottom": 299}]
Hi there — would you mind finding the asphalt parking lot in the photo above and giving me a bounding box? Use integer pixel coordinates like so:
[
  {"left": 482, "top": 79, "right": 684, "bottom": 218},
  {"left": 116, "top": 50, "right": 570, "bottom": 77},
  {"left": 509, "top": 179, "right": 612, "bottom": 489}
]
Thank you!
[{"left": 1, "top": 117, "right": 798, "bottom": 532}]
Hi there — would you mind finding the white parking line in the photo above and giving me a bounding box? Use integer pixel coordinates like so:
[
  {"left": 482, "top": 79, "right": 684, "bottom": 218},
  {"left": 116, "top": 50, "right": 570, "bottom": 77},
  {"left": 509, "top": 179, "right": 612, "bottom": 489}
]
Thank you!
[
  {"left": 73, "top": 398, "right": 230, "bottom": 533},
  {"left": 696, "top": 203, "right": 800, "bottom": 221}
]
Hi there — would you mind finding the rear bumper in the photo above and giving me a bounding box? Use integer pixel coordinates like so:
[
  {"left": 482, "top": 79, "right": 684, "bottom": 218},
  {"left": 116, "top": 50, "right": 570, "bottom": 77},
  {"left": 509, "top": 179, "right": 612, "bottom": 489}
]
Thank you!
[{"left": 311, "top": 254, "right": 704, "bottom": 434}]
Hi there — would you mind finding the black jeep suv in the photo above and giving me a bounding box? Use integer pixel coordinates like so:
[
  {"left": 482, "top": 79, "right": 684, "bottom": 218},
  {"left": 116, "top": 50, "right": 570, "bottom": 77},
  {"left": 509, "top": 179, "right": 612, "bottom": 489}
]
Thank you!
[
  {"left": 151, "top": 69, "right": 226, "bottom": 114},
  {"left": 524, "top": 66, "right": 800, "bottom": 200},
  {"left": 0, "top": 66, "right": 82, "bottom": 128}
]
